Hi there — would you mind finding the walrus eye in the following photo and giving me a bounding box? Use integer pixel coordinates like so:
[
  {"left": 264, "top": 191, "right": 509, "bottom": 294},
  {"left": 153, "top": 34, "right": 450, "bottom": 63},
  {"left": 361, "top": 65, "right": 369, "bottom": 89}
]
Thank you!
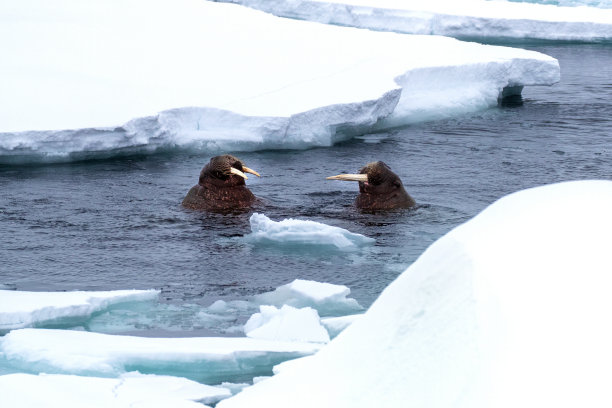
[{"left": 393, "top": 180, "right": 401, "bottom": 188}]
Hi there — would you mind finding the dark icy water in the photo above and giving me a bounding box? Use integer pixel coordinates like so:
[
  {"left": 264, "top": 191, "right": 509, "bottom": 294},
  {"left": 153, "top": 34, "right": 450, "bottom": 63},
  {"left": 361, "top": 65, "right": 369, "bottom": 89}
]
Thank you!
[{"left": 1, "top": 45, "right": 611, "bottom": 334}]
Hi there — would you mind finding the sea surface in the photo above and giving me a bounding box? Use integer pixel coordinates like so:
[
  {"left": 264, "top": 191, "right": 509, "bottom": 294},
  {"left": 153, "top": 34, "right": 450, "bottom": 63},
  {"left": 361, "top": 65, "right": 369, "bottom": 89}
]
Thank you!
[{"left": 1, "top": 44, "right": 611, "bottom": 336}]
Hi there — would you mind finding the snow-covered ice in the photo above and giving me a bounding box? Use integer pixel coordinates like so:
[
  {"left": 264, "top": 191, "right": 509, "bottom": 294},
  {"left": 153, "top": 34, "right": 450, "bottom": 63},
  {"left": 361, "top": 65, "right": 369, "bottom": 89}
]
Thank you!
[
  {"left": 218, "top": 180, "right": 612, "bottom": 408},
  {"left": 221, "top": 0, "right": 612, "bottom": 43},
  {"left": 244, "top": 305, "right": 330, "bottom": 343},
  {"left": 246, "top": 213, "right": 375, "bottom": 250},
  {"left": 0, "top": 0, "right": 558, "bottom": 163},
  {"left": 0, "top": 289, "right": 159, "bottom": 332},
  {"left": 320, "top": 314, "right": 362, "bottom": 338},
  {"left": 0, "top": 328, "right": 322, "bottom": 384},
  {"left": 253, "top": 279, "right": 363, "bottom": 316},
  {"left": 0, "top": 372, "right": 231, "bottom": 408}
]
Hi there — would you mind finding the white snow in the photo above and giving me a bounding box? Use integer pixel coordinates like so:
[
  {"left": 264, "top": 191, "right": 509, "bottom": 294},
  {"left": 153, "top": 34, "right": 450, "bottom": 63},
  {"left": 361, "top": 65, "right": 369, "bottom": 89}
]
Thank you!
[
  {"left": 0, "top": 289, "right": 159, "bottom": 331},
  {"left": 0, "top": 0, "right": 558, "bottom": 162},
  {"left": 253, "top": 279, "right": 363, "bottom": 316},
  {"left": 218, "top": 180, "right": 612, "bottom": 408},
  {"left": 0, "top": 328, "right": 322, "bottom": 384},
  {"left": 244, "top": 305, "right": 330, "bottom": 343},
  {"left": 222, "top": 0, "right": 612, "bottom": 42},
  {"left": 246, "top": 213, "right": 375, "bottom": 250},
  {"left": 0, "top": 372, "right": 230, "bottom": 408}
]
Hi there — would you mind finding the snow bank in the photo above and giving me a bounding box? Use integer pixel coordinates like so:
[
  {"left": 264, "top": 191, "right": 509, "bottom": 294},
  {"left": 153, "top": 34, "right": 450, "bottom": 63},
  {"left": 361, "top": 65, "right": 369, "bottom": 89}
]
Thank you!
[
  {"left": 218, "top": 180, "right": 612, "bottom": 408},
  {"left": 253, "top": 279, "right": 363, "bottom": 316},
  {"left": 0, "top": 289, "right": 159, "bottom": 332},
  {"left": 0, "top": 372, "right": 230, "bottom": 408},
  {"left": 244, "top": 305, "right": 330, "bottom": 343},
  {"left": 246, "top": 213, "right": 375, "bottom": 250},
  {"left": 0, "top": 0, "right": 558, "bottom": 163},
  {"left": 221, "top": 0, "right": 612, "bottom": 43},
  {"left": 0, "top": 328, "right": 321, "bottom": 384}
]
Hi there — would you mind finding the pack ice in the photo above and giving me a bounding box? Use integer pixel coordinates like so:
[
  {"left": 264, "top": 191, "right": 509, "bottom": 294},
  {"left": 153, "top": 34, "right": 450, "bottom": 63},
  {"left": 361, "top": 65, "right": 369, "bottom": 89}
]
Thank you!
[
  {"left": 246, "top": 213, "right": 375, "bottom": 250},
  {"left": 0, "top": 289, "right": 159, "bottom": 332},
  {"left": 222, "top": 0, "right": 612, "bottom": 43},
  {"left": 218, "top": 180, "right": 612, "bottom": 407},
  {"left": 0, "top": 0, "right": 558, "bottom": 162},
  {"left": 0, "top": 372, "right": 231, "bottom": 408}
]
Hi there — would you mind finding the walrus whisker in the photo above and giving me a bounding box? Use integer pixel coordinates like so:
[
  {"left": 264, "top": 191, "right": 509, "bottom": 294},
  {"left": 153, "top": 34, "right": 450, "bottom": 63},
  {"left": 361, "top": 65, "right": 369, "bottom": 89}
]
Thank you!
[
  {"left": 242, "top": 166, "right": 261, "bottom": 177},
  {"left": 326, "top": 174, "right": 368, "bottom": 182},
  {"left": 230, "top": 167, "right": 248, "bottom": 179}
]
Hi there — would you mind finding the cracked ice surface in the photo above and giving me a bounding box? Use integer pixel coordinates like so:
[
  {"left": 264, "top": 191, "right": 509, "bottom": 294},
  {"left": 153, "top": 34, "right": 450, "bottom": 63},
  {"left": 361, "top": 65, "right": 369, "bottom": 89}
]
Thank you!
[
  {"left": 218, "top": 180, "right": 612, "bottom": 407},
  {"left": 0, "top": 0, "right": 558, "bottom": 162},
  {"left": 219, "top": 0, "right": 612, "bottom": 43},
  {"left": 0, "top": 372, "right": 231, "bottom": 408},
  {"left": 0, "top": 289, "right": 159, "bottom": 332}
]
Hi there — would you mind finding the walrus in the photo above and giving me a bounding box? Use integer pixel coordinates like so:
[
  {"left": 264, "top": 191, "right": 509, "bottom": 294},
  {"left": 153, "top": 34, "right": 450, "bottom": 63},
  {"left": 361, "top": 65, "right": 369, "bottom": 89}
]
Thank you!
[
  {"left": 182, "top": 155, "right": 260, "bottom": 211},
  {"left": 327, "top": 161, "right": 416, "bottom": 210}
]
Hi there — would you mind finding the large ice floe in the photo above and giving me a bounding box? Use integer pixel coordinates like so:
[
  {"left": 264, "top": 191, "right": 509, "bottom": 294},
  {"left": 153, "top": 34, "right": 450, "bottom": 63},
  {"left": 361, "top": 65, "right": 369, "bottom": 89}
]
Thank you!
[
  {"left": 218, "top": 180, "right": 612, "bottom": 407},
  {"left": 0, "top": 372, "right": 231, "bottom": 408},
  {"left": 0, "top": 289, "right": 159, "bottom": 333},
  {"left": 219, "top": 0, "right": 612, "bottom": 43},
  {"left": 0, "top": 0, "right": 558, "bottom": 163},
  {"left": 246, "top": 213, "right": 375, "bottom": 250},
  {"left": 0, "top": 328, "right": 322, "bottom": 384}
]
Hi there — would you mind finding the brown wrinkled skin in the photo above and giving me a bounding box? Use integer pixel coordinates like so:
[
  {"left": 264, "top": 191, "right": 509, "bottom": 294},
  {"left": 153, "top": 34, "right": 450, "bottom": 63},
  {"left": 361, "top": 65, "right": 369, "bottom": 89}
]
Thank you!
[
  {"left": 182, "top": 155, "right": 256, "bottom": 211},
  {"left": 355, "top": 161, "right": 416, "bottom": 211}
]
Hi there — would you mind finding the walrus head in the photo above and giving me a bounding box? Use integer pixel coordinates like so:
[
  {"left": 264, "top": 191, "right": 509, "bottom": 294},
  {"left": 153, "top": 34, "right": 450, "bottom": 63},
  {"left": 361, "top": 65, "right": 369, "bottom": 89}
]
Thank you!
[
  {"left": 327, "top": 161, "right": 416, "bottom": 210},
  {"left": 182, "top": 155, "right": 260, "bottom": 211}
]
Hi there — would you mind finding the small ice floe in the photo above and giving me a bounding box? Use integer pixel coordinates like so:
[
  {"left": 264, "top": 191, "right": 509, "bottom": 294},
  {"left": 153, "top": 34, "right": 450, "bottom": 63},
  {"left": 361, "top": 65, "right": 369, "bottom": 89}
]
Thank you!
[
  {"left": 0, "top": 328, "right": 322, "bottom": 384},
  {"left": 253, "top": 279, "right": 363, "bottom": 317},
  {"left": 246, "top": 213, "right": 375, "bottom": 250},
  {"left": 244, "top": 305, "right": 330, "bottom": 344},
  {"left": 217, "top": 180, "right": 612, "bottom": 408},
  {"left": 0, "top": 289, "right": 159, "bottom": 332},
  {"left": 0, "top": 372, "right": 231, "bottom": 408}
]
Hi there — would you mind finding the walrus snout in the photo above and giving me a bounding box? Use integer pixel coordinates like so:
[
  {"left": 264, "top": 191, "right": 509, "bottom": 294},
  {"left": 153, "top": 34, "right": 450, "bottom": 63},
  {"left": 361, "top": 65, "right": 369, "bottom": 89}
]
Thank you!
[{"left": 327, "top": 161, "right": 416, "bottom": 210}]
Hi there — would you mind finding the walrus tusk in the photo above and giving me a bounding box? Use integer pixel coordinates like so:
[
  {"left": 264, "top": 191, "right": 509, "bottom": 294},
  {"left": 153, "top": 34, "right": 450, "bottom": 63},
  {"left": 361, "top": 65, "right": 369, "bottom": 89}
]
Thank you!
[
  {"left": 230, "top": 167, "right": 248, "bottom": 179},
  {"left": 242, "top": 166, "right": 261, "bottom": 177},
  {"left": 326, "top": 174, "right": 368, "bottom": 182}
]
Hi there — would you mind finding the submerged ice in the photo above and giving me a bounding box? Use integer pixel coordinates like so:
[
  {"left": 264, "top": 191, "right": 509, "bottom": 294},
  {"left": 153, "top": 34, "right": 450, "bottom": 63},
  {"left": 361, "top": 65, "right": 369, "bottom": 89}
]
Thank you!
[
  {"left": 0, "top": 0, "right": 559, "bottom": 163},
  {"left": 0, "top": 328, "right": 322, "bottom": 384},
  {"left": 0, "top": 289, "right": 159, "bottom": 332}
]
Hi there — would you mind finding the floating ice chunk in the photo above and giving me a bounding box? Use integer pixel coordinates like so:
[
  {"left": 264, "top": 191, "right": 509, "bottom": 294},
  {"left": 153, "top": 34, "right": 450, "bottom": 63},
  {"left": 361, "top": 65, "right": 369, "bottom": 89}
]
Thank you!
[
  {"left": 0, "top": 289, "right": 159, "bottom": 332},
  {"left": 218, "top": 180, "right": 612, "bottom": 408},
  {"left": 222, "top": 0, "right": 612, "bottom": 42},
  {"left": 0, "top": 0, "right": 559, "bottom": 163},
  {"left": 245, "top": 305, "right": 330, "bottom": 343},
  {"left": 253, "top": 279, "right": 363, "bottom": 316},
  {"left": 0, "top": 372, "right": 230, "bottom": 408},
  {"left": 247, "top": 213, "right": 375, "bottom": 250},
  {"left": 320, "top": 314, "right": 362, "bottom": 338},
  {"left": 0, "top": 328, "right": 322, "bottom": 384}
]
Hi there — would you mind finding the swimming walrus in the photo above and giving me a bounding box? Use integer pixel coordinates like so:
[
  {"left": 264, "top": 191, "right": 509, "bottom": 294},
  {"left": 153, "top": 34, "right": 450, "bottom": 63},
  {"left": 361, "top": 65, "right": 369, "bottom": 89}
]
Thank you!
[
  {"left": 182, "top": 155, "right": 260, "bottom": 211},
  {"left": 327, "top": 161, "right": 416, "bottom": 210}
]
